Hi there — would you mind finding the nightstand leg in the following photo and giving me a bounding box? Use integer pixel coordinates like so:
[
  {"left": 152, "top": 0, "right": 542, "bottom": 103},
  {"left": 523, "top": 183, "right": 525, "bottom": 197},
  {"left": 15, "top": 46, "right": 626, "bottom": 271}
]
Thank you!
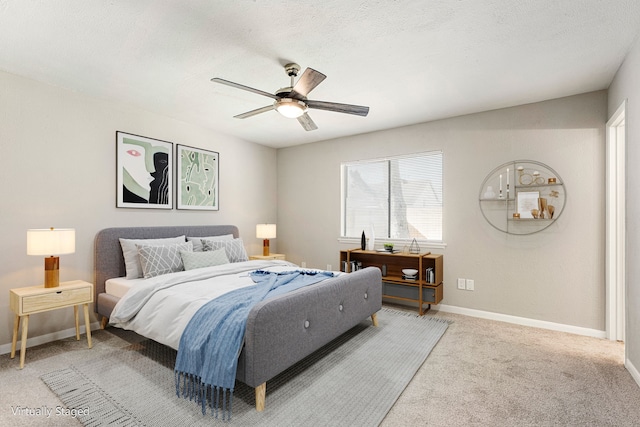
[
  {"left": 19, "top": 315, "right": 29, "bottom": 369},
  {"left": 74, "top": 305, "right": 80, "bottom": 340},
  {"left": 11, "top": 314, "right": 20, "bottom": 359},
  {"left": 83, "top": 303, "right": 92, "bottom": 348}
]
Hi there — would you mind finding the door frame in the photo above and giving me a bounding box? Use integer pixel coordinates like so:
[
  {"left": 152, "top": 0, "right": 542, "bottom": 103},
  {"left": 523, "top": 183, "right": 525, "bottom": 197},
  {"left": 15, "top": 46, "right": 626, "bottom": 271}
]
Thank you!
[{"left": 605, "top": 99, "right": 626, "bottom": 343}]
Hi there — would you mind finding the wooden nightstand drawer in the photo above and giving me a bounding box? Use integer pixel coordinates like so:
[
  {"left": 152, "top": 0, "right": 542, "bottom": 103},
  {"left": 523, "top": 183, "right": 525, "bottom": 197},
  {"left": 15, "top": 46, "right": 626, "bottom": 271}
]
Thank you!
[{"left": 22, "top": 287, "right": 92, "bottom": 314}]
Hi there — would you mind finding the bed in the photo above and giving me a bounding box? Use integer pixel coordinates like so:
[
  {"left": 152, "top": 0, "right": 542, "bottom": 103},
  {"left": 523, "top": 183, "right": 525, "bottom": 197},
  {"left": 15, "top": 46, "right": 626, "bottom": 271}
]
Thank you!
[{"left": 94, "top": 225, "right": 382, "bottom": 412}]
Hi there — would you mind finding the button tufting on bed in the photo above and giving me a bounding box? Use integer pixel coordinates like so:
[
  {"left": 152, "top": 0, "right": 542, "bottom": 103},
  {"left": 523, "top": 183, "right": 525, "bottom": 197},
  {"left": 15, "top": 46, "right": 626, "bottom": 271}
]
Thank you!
[
  {"left": 304, "top": 320, "right": 310, "bottom": 329},
  {"left": 339, "top": 304, "right": 344, "bottom": 312},
  {"left": 364, "top": 292, "right": 369, "bottom": 299}
]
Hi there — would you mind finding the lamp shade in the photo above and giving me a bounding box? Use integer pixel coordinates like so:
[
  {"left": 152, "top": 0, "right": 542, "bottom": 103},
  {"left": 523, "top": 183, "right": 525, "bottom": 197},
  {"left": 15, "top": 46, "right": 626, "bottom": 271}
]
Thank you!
[
  {"left": 27, "top": 228, "right": 75, "bottom": 256},
  {"left": 256, "top": 224, "right": 276, "bottom": 239}
]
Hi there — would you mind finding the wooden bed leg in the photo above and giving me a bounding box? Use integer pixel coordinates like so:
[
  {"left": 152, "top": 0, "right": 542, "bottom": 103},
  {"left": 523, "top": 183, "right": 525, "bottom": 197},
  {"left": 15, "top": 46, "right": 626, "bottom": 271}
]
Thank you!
[
  {"left": 371, "top": 312, "right": 379, "bottom": 327},
  {"left": 255, "top": 383, "right": 266, "bottom": 412},
  {"left": 100, "top": 316, "right": 109, "bottom": 330}
]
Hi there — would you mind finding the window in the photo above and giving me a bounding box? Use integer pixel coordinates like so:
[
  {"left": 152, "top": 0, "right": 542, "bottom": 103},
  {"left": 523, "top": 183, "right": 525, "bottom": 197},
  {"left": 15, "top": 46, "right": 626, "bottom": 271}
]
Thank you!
[{"left": 341, "top": 151, "right": 443, "bottom": 242}]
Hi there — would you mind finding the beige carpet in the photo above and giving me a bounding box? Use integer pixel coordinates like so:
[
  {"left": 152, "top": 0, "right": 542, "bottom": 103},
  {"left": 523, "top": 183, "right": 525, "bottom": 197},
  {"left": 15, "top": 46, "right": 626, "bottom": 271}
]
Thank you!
[{"left": 1, "top": 308, "right": 639, "bottom": 426}]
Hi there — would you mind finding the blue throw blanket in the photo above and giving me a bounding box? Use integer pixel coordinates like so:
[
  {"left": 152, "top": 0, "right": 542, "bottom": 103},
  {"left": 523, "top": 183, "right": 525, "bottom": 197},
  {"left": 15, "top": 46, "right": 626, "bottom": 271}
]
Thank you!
[{"left": 174, "top": 269, "right": 334, "bottom": 419}]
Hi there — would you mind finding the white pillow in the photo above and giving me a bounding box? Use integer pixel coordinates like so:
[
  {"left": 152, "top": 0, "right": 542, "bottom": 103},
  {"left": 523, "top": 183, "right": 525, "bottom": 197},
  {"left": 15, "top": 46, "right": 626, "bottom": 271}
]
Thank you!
[
  {"left": 120, "top": 236, "right": 186, "bottom": 279},
  {"left": 180, "top": 248, "right": 230, "bottom": 271},
  {"left": 202, "top": 238, "right": 249, "bottom": 263},
  {"left": 186, "top": 234, "right": 234, "bottom": 252},
  {"left": 137, "top": 241, "right": 193, "bottom": 279}
]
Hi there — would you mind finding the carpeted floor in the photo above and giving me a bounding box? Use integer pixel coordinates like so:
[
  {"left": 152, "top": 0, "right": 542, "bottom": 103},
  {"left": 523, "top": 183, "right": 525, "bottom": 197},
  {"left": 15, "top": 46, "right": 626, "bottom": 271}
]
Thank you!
[
  {"left": 2, "top": 307, "right": 640, "bottom": 426},
  {"left": 39, "top": 308, "right": 448, "bottom": 426}
]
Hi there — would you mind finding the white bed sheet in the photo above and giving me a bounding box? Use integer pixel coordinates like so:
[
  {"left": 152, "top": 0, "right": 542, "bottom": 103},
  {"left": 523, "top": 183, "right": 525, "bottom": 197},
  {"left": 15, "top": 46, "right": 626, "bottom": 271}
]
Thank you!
[
  {"left": 105, "top": 277, "right": 144, "bottom": 299},
  {"left": 109, "top": 260, "right": 299, "bottom": 350}
]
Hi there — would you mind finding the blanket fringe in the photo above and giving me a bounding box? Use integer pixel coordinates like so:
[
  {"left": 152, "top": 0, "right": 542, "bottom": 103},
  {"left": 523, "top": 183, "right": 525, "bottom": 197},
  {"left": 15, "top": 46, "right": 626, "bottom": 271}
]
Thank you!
[{"left": 175, "top": 371, "right": 233, "bottom": 420}]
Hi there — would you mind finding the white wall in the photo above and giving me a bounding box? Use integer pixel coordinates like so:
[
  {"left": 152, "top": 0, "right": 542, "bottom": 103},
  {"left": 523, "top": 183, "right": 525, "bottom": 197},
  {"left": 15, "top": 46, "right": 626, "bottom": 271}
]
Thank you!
[
  {"left": 608, "top": 35, "right": 640, "bottom": 378},
  {"left": 278, "top": 91, "right": 607, "bottom": 331},
  {"left": 0, "top": 70, "right": 277, "bottom": 348}
]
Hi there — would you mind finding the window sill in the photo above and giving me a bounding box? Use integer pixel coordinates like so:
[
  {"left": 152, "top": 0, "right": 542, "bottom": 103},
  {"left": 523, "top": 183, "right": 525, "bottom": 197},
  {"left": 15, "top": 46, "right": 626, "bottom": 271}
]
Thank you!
[{"left": 337, "top": 237, "right": 447, "bottom": 250}]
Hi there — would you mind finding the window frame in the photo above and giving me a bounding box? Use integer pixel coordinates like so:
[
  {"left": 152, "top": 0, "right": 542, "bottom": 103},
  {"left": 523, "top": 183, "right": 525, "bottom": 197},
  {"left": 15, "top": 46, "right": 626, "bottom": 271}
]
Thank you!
[{"left": 340, "top": 150, "right": 444, "bottom": 245}]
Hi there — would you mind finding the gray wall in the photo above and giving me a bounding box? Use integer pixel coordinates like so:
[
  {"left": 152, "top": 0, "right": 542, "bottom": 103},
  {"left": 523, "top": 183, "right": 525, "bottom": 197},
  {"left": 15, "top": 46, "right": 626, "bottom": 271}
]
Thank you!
[
  {"left": 278, "top": 91, "right": 607, "bottom": 332},
  {"left": 608, "top": 34, "right": 640, "bottom": 378},
  {"left": 0, "top": 70, "right": 278, "bottom": 348}
]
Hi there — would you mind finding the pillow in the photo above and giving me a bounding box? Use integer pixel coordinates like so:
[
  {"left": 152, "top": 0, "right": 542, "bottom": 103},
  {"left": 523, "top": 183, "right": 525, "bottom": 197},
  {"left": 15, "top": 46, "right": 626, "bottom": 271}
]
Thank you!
[
  {"left": 202, "top": 238, "right": 249, "bottom": 263},
  {"left": 180, "top": 248, "right": 230, "bottom": 271},
  {"left": 119, "top": 236, "right": 186, "bottom": 279},
  {"left": 137, "top": 241, "right": 193, "bottom": 279},
  {"left": 186, "top": 234, "right": 234, "bottom": 252}
]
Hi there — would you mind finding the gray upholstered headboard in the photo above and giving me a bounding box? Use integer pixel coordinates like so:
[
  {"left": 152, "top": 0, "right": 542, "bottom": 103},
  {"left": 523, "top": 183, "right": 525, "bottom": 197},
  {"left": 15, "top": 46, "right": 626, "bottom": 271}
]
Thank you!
[{"left": 93, "top": 225, "right": 239, "bottom": 299}]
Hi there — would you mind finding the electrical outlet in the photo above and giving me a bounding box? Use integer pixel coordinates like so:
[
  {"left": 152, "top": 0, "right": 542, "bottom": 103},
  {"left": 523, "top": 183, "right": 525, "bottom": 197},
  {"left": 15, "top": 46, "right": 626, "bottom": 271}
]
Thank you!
[
  {"left": 327, "top": 264, "right": 332, "bottom": 271},
  {"left": 301, "top": 261, "right": 307, "bottom": 268},
  {"left": 457, "top": 278, "right": 466, "bottom": 290},
  {"left": 466, "top": 279, "right": 475, "bottom": 291}
]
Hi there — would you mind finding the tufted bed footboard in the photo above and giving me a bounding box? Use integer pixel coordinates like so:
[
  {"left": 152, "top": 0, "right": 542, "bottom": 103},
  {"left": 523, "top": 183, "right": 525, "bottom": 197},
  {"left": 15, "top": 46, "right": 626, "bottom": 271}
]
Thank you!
[{"left": 237, "top": 266, "right": 382, "bottom": 410}]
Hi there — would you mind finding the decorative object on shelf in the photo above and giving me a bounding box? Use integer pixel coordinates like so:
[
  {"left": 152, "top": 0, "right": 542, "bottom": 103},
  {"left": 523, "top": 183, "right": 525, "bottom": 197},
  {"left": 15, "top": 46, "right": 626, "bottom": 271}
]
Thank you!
[
  {"left": 517, "top": 191, "right": 540, "bottom": 219},
  {"left": 402, "top": 268, "right": 418, "bottom": 280},
  {"left": 425, "top": 267, "right": 435, "bottom": 283},
  {"left": 381, "top": 264, "right": 387, "bottom": 276},
  {"left": 256, "top": 223, "right": 276, "bottom": 256},
  {"left": 409, "top": 238, "right": 420, "bottom": 254},
  {"left": 383, "top": 243, "right": 394, "bottom": 252},
  {"left": 368, "top": 226, "right": 375, "bottom": 251},
  {"left": 483, "top": 186, "right": 496, "bottom": 199},
  {"left": 27, "top": 227, "right": 76, "bottom": 288},
  {"left": 360, "top": 231, "right": 366, "bottom": 250},
  {"left": 479, "top": 160, "right": 566, "bottom": 234}
]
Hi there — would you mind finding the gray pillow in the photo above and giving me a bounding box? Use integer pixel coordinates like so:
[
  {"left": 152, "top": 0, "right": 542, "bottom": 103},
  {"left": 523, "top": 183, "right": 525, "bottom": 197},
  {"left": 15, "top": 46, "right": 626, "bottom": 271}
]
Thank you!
[
  {"left": 119, "top": 236, "right": 186, "bottom": 279},
  {"left": 202, "top": 238, "right": 248, "bottom": 263},
  {"left": 180, "top": 248, "right": 230, "bottom": 271},
  {"left": 137, "top": 241, "right": 193, "bottom": 279},
  {"left": 186, "top": 234, "right": 234, "bottom": 252}
]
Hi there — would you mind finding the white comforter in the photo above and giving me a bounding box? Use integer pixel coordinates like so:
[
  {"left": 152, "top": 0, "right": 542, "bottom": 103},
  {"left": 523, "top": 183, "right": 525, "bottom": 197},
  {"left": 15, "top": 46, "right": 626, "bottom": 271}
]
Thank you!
[{"left": 109, "top": 260, "right": 297, "bottom": 350}]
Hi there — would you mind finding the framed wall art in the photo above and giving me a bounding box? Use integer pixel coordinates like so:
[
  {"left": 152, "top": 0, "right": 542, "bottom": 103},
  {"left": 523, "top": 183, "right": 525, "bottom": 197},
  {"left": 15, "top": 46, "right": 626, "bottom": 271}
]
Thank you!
[
  {"left": 176, "top": 144, "right": 219, "bottom": 210},
  {"left": 116, "top": 131, "right": 173, "bottom": 209}
]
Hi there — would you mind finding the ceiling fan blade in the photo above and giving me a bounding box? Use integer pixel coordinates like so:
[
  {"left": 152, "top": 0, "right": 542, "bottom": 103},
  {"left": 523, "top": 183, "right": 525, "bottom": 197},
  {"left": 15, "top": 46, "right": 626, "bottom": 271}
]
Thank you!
[
  {"left": 306, "top": 100, "right": 369, "bottom": 117},
  {"left": 211, "top": 77, "right": 279, "bottom": 100},
  {"left": 234, "top": 105, "right": 275, "bottom": 119},
  {"left": 289, "top": 68, "right": 326, "bottom": 99},
  {"left": 297, "top": 113, "right": 318, "bottom": 131}
]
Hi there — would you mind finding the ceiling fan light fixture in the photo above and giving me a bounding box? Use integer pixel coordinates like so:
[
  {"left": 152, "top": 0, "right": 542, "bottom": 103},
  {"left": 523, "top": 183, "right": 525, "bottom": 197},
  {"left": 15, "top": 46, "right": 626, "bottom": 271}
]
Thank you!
[{"left": 275, "top": 98, "right": 307, "bottom": 118}]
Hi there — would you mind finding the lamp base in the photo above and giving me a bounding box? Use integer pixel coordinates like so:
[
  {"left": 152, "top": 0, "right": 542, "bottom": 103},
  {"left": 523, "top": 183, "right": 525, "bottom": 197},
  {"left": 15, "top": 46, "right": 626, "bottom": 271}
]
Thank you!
[
  {"left": 44, "top": 256, "right": 60, "bottom": 288},
  {"left": 263, "top": 239, "right": 270, "bottom": 256}
]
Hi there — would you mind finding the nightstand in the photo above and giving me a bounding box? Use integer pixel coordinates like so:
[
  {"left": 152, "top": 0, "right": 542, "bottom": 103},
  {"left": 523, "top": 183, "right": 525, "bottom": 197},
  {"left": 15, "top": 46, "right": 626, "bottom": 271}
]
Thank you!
[
  {"left": 10, "top": 280, "right": 94, "bottom": 369},
  {"left": 250, "top": 253, "right": 286, "bottom": 261}
]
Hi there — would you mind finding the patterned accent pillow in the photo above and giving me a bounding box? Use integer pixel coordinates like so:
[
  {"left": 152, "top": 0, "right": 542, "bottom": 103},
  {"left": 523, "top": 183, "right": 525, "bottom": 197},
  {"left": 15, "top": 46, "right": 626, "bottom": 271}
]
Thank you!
[
  {"left": 186, "top": 234, "right": 234, "bottom": 252},
  {"left": 119, "top": 236, "right": 186, "bottom": 279},
  {"left": 137, "top": 242, "right": 193, "bottom": 279},
  {"left": 180, "top": 248, "right": 229, "bottom": 271},
  {"left": 202, "top": 238, "right": 249, "bottom": 263}
]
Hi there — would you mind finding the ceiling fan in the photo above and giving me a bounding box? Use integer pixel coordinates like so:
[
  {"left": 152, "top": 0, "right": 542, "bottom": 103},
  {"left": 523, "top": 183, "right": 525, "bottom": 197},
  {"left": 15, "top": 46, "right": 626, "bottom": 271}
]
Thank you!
[{"left": 211, "top": 63, "right": 369, "bottom": 131}]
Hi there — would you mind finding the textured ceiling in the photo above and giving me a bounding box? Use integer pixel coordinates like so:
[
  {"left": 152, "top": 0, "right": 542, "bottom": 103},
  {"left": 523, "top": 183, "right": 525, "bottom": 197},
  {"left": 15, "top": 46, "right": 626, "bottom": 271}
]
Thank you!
[{"left": 1, "top": 1, "right": 639, "bottom": 148}]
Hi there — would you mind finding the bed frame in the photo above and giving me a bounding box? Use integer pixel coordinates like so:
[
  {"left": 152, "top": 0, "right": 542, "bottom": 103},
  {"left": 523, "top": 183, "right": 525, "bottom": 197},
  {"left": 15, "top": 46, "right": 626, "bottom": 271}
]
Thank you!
[{"left": 94, "top": 225, "right": 382, "bottom": 411}]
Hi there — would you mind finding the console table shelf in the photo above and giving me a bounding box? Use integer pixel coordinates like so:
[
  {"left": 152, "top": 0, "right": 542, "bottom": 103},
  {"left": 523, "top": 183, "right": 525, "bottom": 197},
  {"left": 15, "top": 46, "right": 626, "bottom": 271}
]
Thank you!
[{"left": 339, "top": 249, "right": 443, "bottom": 315}]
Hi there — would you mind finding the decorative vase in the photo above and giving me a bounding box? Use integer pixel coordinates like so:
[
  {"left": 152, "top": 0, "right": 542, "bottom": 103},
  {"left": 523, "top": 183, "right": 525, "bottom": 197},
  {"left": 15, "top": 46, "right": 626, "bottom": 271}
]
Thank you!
[
  {"left": 360, "top": 231, "right": 366, "bottom": 250},
  {"left": 368, "top": 226, "right": 375, "bottom": 251},
  {"left": 483, "top": 186, "right": 496, "bottom": 199}
]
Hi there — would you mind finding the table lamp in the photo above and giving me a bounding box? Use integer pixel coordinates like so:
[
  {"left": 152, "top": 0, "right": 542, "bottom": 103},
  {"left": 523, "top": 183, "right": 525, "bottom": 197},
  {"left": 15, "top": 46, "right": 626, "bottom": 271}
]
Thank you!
[
  {"left": 27, "top": 228, "right": 75, "bottom": 288},
  {"left": 256, "top": 224, "right": 276, "bottom": 256}
]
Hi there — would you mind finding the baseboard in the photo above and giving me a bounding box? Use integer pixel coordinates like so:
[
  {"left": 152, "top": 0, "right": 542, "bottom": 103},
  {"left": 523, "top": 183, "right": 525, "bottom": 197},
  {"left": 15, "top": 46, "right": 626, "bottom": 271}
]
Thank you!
[
  {"left": 0, "top": 322, "right": 100, "bottom": 356},
  {"left": 626, "top": 358, "right": 640, "bottom": 388},
  {"left": 436, "top": 304, "right": 607, "bottom": 339}
]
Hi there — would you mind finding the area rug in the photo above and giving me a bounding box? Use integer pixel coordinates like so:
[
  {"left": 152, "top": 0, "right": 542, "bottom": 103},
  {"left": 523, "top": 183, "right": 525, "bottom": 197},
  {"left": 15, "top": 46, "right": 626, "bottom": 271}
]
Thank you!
[{"left": 41, "top": 308, "right": 448, "bottom": 426}]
